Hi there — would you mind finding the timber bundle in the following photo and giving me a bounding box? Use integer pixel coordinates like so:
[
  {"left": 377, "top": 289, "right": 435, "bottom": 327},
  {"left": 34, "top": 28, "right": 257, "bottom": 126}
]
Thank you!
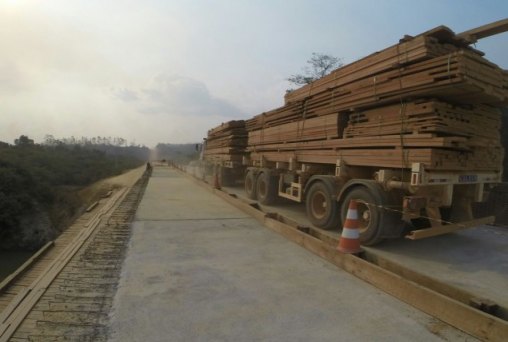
[
  {"left": 244, "top": 25, "right": 508, "bottom": 171},
  {"left": 203, "top": 120, "right": 247, "bottom": 163},
  {"left": 204, "top": 26, "right": 507, "bottom": 172}
]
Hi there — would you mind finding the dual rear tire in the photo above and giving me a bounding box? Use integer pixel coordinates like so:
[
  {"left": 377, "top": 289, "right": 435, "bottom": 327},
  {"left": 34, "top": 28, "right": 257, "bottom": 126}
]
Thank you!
[
  {"left": 246, "top": 172, "right": 400, "bottom": 246},
  {"left": 306, "top": 181, "right": 399, "bottom": 246},
  {"left": 244, "top": 169, "right": 278, "bottom": 205},
  {"left": 305, "top": 181, "right": 341, "bottom": 230},
  {"left": 244, "top": 170, "right": 257, "bottom": 199},
  {"left": 339, "top": 187, "right": 383, "bottom": 246}
]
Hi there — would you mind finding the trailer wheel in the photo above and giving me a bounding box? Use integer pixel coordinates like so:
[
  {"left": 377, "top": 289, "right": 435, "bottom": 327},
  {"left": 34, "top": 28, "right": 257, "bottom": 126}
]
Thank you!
[
  {"left": 306, "top": 181, "right": 340, "bottom": 230},
  {"left": 340, "top": 187, "right": 384, "bottom": 246},
  {"left": 256, "top": 171, "right": 277, "bottom": 205},
  {"left": 245, "top": 170, "right": 257, "bottom": 199}
]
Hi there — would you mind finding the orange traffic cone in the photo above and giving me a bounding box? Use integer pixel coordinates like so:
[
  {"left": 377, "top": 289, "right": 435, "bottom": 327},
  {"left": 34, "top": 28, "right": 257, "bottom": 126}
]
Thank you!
[
  {"left": 213, "top": 172, "right": 221, "bottom": 189},
  {"left": 337, "top": 199, "right": 362, "bottom": 254}
]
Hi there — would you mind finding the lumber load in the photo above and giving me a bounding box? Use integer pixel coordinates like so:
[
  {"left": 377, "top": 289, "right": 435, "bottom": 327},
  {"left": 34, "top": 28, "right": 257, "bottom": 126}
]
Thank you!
[
  {"left": 247, "top": 97, "right": 504, "bottom": 171},
  {"left": 344, "top": 100, "right": 501, "bottom": 143},
  {"left": 243, "top": 24, "right": 506, "bottom": 173},
  {"left": 250, "top": 146, "right": 503, "bottom": 171},
  {"left": 202, "top": 25, "right": 506, "bottom": 175},
  {"left": 245, "top": 102, "right": 302, "bottom": 131},
  {"left": 247, "top": 134, "right": 471, "bottom": 152},
  {"left": 207, "top": 120, "right": 245, "bottom": 136},
  {"left": 248, "top": 113, "right": 339, "bottom": 145},
  {"left": 284, "top": 25, "right": 476, "bottom": 104},
  {"left": 247, "top": 51, "right": 507, "bottom": 134},
  {"left": 290, "top": 50, "right": 505, "bottom": 119},
  {"left": 203, "top": 120, "right": 247, "bottom": 164}
]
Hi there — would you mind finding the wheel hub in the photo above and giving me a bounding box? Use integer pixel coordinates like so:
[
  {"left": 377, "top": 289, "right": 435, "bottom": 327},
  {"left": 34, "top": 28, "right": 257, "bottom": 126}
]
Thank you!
[
  {"left": 357, "top": 201, "right": 371, "bottom": 232},
  {"left": 312, "top": 191, "right": 327, "bottom": 219},
  {"left": 362, "top": 210, "right": 370, "bottom": 221}
]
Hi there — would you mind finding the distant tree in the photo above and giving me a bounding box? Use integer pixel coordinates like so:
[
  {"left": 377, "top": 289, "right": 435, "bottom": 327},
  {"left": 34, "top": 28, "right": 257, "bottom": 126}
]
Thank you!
[
  {"left": 14, "top": 135, "right": 34, "bottom": 146},
  {"left": 43, "top": 134, "right": 56, "bottom": 146},
  {"left": 287, "top": 52, "right": 343, "bottom": 87}
]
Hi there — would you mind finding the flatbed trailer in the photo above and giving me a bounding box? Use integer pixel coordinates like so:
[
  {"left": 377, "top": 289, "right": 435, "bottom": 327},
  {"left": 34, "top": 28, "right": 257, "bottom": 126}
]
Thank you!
[
  {"left": 242, "top": 151, "right": 501, "bottom": 245},
  {"left": 202, "top": 20, "right": 508, "bottom": 245}
]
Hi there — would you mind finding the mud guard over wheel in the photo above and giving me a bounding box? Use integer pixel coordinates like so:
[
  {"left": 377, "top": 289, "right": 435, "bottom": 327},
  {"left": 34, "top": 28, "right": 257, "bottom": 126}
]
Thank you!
[{"left": 305, "top": 181, "right": 341, "bottom": 230}]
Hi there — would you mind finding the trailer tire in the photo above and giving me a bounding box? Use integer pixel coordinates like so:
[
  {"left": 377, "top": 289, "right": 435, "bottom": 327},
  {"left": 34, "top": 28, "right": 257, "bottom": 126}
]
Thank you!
[
  {"left": 245, "top": 170, "right": 257, "bottom": 200},
  {"left": 340, "top": 187, "right": 385, "bottom": 246},
  {"left": 306, "top": 181, "right": 340, "bottom": 230},
  {"left": 256, "top": 171, "right": 277, "bottom": 205}
]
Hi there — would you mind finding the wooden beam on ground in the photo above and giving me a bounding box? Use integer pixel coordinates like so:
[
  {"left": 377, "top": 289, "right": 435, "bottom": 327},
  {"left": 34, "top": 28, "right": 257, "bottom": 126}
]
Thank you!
[
  {"left": 261, "top": 216, "right": 508, "bottom": 341},
  {"left": 406, "top": 216, "right": 495, "bottom": 240},
  {"left": 86, "top": 201, "right": 99, "bottom": 212}
]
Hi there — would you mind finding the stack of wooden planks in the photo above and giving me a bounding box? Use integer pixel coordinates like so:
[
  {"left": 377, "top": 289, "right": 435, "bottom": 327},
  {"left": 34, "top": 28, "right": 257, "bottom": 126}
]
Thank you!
[
  {"left": 203, "top": 120, "right": 247, "bottom": 163},
  {"left": 246, "top": 25, "right": 507, "bottom": 172},
  {"left": 344, "top": 100, "right": 501, "bottom": 143}
]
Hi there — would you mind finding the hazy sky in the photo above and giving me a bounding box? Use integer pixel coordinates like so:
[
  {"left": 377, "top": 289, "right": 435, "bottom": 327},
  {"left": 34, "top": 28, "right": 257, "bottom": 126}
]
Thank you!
[{"left": 1, "top": 1, "right": 507, "bottom": 147}]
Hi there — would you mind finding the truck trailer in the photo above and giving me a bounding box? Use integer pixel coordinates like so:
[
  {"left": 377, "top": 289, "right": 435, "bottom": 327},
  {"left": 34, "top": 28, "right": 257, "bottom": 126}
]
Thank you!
[{"left": 202, "top": 22, "right": 508, "bottom": 245}]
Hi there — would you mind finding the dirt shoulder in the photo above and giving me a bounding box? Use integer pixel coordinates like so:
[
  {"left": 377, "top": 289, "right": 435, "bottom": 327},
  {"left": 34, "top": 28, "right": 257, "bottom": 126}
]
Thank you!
[{"left": 77, "top": 166, "right": 146, "bottom": 207}]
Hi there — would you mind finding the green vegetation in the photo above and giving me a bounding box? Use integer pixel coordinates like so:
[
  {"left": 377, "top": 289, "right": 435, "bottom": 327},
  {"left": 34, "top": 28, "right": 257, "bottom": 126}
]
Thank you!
[{"left": 0, "top": 135, "right": 149, "bottom": 250}]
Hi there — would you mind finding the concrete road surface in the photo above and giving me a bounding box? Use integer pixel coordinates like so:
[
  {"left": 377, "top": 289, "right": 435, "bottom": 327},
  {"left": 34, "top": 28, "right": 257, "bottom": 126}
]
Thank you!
[
  {"left": 213, "top": 180, "right": 508, "bottom": 318},
  {"left": 108, "top": 167, "right": 475, "bottom": 341}
]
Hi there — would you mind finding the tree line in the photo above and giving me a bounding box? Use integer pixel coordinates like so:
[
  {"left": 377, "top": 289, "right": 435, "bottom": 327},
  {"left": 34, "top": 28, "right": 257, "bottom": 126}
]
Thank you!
[{"left": 0, "top": 135, "right": 149, "bottom": 250}]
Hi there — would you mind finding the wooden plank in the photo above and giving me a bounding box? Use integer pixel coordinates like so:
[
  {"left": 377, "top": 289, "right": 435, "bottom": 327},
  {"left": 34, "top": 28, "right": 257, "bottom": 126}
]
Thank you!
[
  {"left": 406, "top": 216, "right": 495, "bottom": 240},
  {"left": 250, "top": 147, "right": 503, "bottom": 171},
  {"left": 0, "top": 189, "right": 128, "bottom": 342},
  {"left": 284, "top": 27, "right": 462, "bottom": 103},
  {"left": 205, "top": 120, "right": 248, "bottom": 163},
  {"left": 216, "top": 27, "right": 505, "bottom": 176},
  {"left": 0, "top": 242, "right": 54, "bottom": 294},
  {"left": 248, "top": 135, "right": 470, "bottom": 151},
  {"left": 85, "top": 201, "right": 99, "bottom": 212},
  {"left": 248, "top": 113, "right": 339, "bottom": 145},
  {"left": 248, "top": 51, "right": 507, "bottom": 134},
  {"left": 261, "top": 217, "right": 508, "bottom": 341}
]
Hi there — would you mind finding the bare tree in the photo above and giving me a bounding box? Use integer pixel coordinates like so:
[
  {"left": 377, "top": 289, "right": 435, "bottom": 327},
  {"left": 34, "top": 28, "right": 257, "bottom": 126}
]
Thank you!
[{"left": 287, "top": 53, "right": 343, "bottom": 87}]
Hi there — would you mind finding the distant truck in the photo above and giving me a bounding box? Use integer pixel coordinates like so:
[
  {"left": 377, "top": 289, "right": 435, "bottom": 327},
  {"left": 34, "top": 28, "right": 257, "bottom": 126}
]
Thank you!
[
  {"left": 201, "top": 21, "right": 508, "bottom": 245},
  {"left": 201, "top": 120, "right": 248, "bottom": 186}
]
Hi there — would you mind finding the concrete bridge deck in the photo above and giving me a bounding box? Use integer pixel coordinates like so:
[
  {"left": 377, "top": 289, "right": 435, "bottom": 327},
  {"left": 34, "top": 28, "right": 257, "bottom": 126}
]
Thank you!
[{"left": 107, "top": 167, "right": 472, "bottom": 341}]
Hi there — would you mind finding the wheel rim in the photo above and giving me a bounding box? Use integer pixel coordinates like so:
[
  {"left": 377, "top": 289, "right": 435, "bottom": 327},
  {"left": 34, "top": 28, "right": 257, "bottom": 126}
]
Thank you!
[
  {"left": 356, "top": 200, "right": 372, "bottom": 234},
  {"left": 311, "top": 191, "right": 327, "bottom": 219}
]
